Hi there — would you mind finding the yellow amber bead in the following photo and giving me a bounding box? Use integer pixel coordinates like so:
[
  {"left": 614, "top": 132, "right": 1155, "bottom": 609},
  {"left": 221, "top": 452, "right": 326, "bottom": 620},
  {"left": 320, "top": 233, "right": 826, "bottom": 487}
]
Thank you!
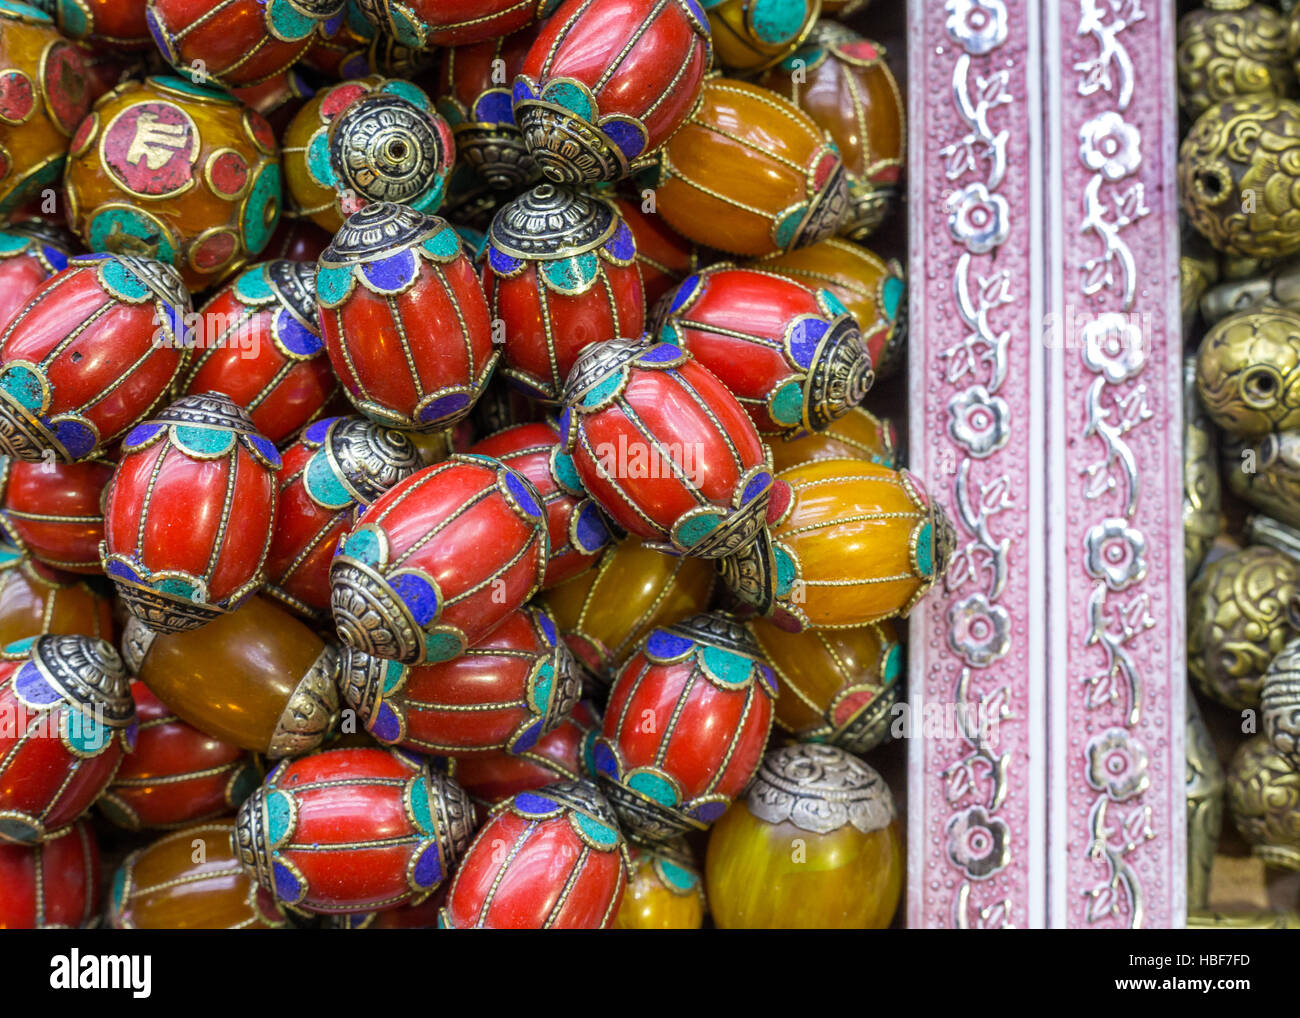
[
  {"left": 765, "top": 405, "right": 897, "bottom": 475},
  {"left": 614, "top": 842, "right": 706, "bottom": 930},
  {"left": 705, "top": 744, "right": 901, "bottom": 929}
]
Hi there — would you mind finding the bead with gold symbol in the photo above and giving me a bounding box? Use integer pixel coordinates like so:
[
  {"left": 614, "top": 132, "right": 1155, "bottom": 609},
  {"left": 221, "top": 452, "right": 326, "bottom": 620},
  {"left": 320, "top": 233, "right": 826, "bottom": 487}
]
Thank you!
[
  {"left": 1177, "top": 0, "right": 1294, "bottom": 118},
  {"left": 613, "top": 841, "right": 705, "bottom": 930},
  {"left": 705, "top": 743, "right": 902, "bottom": 929},
  {"left": 1226, "top": 735, "right": 1300, "bottom": 871},
  {"left": 1195, "top": 307, "right": 1300, "bottom": 438}
]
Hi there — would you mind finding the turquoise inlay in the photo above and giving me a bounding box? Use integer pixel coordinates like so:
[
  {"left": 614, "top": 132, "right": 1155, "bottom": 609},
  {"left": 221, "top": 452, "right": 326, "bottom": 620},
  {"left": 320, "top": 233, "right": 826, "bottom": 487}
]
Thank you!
[
  {"left": 100, "top": 258, "right": 151, "bottom": 302},
  {"left": 380, "top": 78, "right": 430, "bottom": 111},
  {"left": 174, "top": 424, "right": 235, "bottom": 456},
  {"left": 88, "top": 207, "right": 179, "bottom": 268},
  {"left": 56, "top": 0, "right": 88, "bottom": 36},
  {"left": 551, "top": 448, "right": 582, "bottom": 492},
  {"left": 382, "top": 659, "right": 405, "bottom": 694},
  {"left": 0, "top": 365, "right": 44, "bottom": 412},
  {"left": 0, "top": 0, "right": 52, "bottom": 23},
  {"left": 774, "top": 545, "right": 796, "bottom": 597},
  {"left": 628, "top": 770, "right": 679, "bottom": 807},
  {"left": 0, "top": 230, "right": 29, "bottom": 255},
  {"left": 424, "top": 630, "right": 462, "bottom": 662},
  {"left": 242, "top": 163, "right": 281, "bottom": 256},
  {"left": 676, "top": 513, "right": 720, "bottom": 547},
  {"left": 343, "top": 528, "right": 382, "bottom": 566},
  {"left": 316, "top": 264, "right": 353, "bottom": 307},
  {"left": 408, "top": 778, "right": 435, "bottom": 835},
  {"left": 580, "top": 371, "right": 622, "bottom": 409},
  {"left": 531, "top": 661, "right": 554, "bottom": 713},
  {"left": 541, "top": 252, "right": 597, "bottom": 292},
  {"left": 65, "top": 710, "right": 109, "bottom": 754},
  {"left": 387, "top": 2, "right": 424, "bottom": 47},
  {"left": 345, "top": 0, "right": 372, "bottom": 35},
  {"left": 266, "top": 789, "right": 293, "bottom": 845},
  {"left": 422, "top": 227, "right": 461, "bottom": 262},
  {"left": 435, "top": 97, "right": 463, "bottom": 126},
  {"left": 110, "top": 865, "right": 127, "bottom": 916},
  {"left": 229, "top": 761, "right": 259, "bottom": 805},
  {"left": 541, "top": 80, "right": 594, "bottom": 122},
  {"left": 881, "top": 642, "right": 901, "bottom": 685},
  {"left": 307, "top": 129, "right": 335, "bottom": 188},
  {"left": 2, "top": 636, "right": 35, "bottom": 655},
  {"left": 153, "top": 74, "right": 233, "bottom": 102},
  {"left": 701, "top": 644, "right": 754, "bottom": 688},
  {"left": 658, "top": 858, "right": 698, "bottom": 891},
  {"left": 818, "top": 287, "right": 849, "bottom": 318},
  {"left": 581, "top": 728, "right": 599, "bottom": 779},
  {"left": 773, "top": 207, "right": 804, "bottom": 250},
  {"left": 411, "top": 174, "right": 446, "bottom": 214},
  {"left": 882, "top": 275, "right": 904, "bottom": 321},
  {"left": 234, "top": 264, "right": 274, "bottom": 304},
  {"left": 915, "top": 521, "right": 933, "bottom": 577},
  {"left": 155, "top": 577, "right": 197, "bottom": 600},
  {"left": 659, "top": 323, "right": 679, "bottom": 346},
  {"left": 781, "top": 46, "right": 822, "bottom": 71},
  {"left": 304, "top": 449, "right": 352, "bottom": 509},
  {"left": 751, "top": 0, "right": 807, "bottom": 44},
  {"left": 267, "top": 0, "right": 316, "bottom": 40},
  {"left": 571, "top": 811, "right": 619, "bottom": 849},
  {"left": 770, "top": 380, "right": 804, "bottom": 426},
  {"left": 0, "top": 543, "right": 20, "bottom": 565}
]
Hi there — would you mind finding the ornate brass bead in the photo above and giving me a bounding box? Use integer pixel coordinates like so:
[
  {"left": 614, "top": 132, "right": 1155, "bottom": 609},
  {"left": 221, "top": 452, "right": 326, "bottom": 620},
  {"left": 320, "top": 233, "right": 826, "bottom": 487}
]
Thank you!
[
  {"left": 1226, "top": 734, "right": 1300, "bottom": 871},
  {"left": 1179, "top": 96, "right": 1300, "bottom": 259},
  {"left": 1195, "top": 307, "right": 1300, "bottom": 438},
  {"left": 1187, "top": 544, "right": 1300, "bottom": 710},
  {"left": 1262, "top": 635, "right": 1300, "bottom": 768},
  {"left": 1177, "top": 1, "right": 1294, "bottom": 118},
  {"left": 1186, "top": 691, "right": 1225, "bottom": 911},
  {"left": 1184, "top": 357, "right": 1222, "bottom": 579},
  {"left": 1200, "top": 255, "right": 1300, "bottom": 323},
  {"left": 1225, "top": 430, "right": 1300, "bottom": 527}
]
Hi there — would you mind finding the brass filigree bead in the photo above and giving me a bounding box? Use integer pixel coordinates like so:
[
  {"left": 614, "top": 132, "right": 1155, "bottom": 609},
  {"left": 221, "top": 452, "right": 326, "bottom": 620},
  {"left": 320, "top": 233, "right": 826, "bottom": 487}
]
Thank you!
[
  {"left": 1187, "top": 544, "right": 1300, "bottom": 710},
  {"left": 1178, "top": 1, "right": 1294, "bottom": 118},
  {"left": 1225, "top": 430, "right": 1300, "bottom": 528},
  {"left": 1183, "top": 357, "right": 1222, "bottom": 579},
  {"left": 1195, "top": 307, "right": 1300, "bottom": 438},
  {"left": 1200, "top": 256, "right": 1300, "bottom": 323},
  {"left": 1186, "top": 690, "right": 1225, "bottom": 911},
  {"left": 1226, "top": 735, "right": 1300, "bottom": 871}
]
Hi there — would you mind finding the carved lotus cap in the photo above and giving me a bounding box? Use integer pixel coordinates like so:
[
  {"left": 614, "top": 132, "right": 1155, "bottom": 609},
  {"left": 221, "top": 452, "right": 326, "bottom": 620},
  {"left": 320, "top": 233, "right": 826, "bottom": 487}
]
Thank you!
[
  {"left": 326, "top": 416, "right": 422, "bottom": 504},
  {"left": 324, "top": 202, "right": 436, "bottom": 262},
  {"left": 23, "top": 634, "right": 134, "bottom": 727},
  {"left": 746, "top": 743, "right": 896, "bottom": 836},
  {"left": 489, "top": 183, "right": 617, "bottom": 261}
]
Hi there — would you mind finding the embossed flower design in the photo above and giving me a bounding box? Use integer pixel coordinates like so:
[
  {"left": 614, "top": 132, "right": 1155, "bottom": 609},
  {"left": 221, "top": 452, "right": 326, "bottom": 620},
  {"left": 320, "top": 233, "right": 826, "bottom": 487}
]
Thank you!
[
  {"left": 947, "top": 183, "right": 1010, "bottom": 255},
  {"left": 947, "top": 593, "right": 1011, "bottom": 667},
  {"left": 1083, "top": 518, "right": 1147, "bottom": 591},
  {"left": 947, "top": 385, "right": 1010, "bottom": 457},
  {"left": 1086, "top": 728, "right": 1150, "bottom": 802},
  {"left": 1080, "top": 311, "right": 1147, "bottom": 384},
  {"left": 944, "top": 0, "right": 1008, "bottom": 55},
  {"left": 1078, "top": 111, "right": 1141, "bottom": 182},
  {"left": 946, "top": 805, "right": 1010, "bottom": 880}
]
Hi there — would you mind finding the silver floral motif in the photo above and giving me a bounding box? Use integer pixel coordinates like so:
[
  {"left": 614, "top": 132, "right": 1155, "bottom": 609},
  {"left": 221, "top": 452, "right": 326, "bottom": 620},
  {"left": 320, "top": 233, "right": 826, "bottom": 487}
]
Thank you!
[
  {"left": 746, "top": 744, "right": 895, "bottom": 835},
  {"left": 1085, "top": 727, "right": 1150, "bottom": 802},
  {"left": 1078, "top": 111, "right": 1141, "bottom": 181},
  {"left": 946, "top": 805, "right": 1010, "bottom": 879},
  {"left": 1083, "top": 518, "right": 1147, "bottom": 591},
  {"left": 944, "top": 0, "right": 1009, "bottom": 55},
  {"left": 1080, "top": 311, "right": 1147, "bottom": 384},
  {"left": 947, "top": 593, "right": 1011, "bottom": 667},
  {"left": 947, "top": 385, "right": 1010, "bottom": 457},
  {"left": 947, "top": 182, "right": 1011, "bottom": 254}
]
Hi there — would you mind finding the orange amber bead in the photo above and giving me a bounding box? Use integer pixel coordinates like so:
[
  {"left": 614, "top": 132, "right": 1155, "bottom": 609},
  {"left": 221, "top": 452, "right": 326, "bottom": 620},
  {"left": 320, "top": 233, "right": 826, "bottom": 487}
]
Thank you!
[
  {"left": 759, "top": 24, "right": 904, "bottom": 240},
  {"left": 541, "top": 538, "right": 715, "bottom": 680},
  {"left": 614, "top": 841, "right": 706, "bottom": 929},
  {"left": 705, "top": 744, "right": 901, "bottom": 929},
  {"left": 121, "top": 594, "right": 339, "bottom": 758},
  {"left": 750, "top": 617, "right": 900, "bottom": 753},
  {"left": 765, "top": 405, "right": 897, "bottom": 474},
  {"left": 759, "top": 237, "right": 907, "bottom": 379},
  {"left": 655, "top": 78, "right": 847, "bottom": 258},
  {"left": 106, "top": 820, "right": 291, "bottom": 929},
  {"left": 0, "top": 554, "right": 112, "bottom": 646},
  {"left": 703, "top": 0, "right": 821, "bottom": 74}
]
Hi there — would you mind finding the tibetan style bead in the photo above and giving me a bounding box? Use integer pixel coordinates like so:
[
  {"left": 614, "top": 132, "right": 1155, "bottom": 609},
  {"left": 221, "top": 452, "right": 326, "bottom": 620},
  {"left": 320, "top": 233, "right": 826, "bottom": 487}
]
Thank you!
[
  {"left": 1188, "top": 545, "right": 1300, "bottom": 710},
  {"left": 1200, "top": 255, "right": 1300, "bottom": 324},
  {"left": 282, "top": 76, "right": 453, "bottom": 233},
  {"left": 325, "top": 892, "right": 446, "bottom": 929},
  {"left": 229, "top": 67, "right": 314, "bottom": 129},
  {"left": 0, "top": 555, "right": 112, "bottom": 646},
  {"left": 702, "top": 0, "right": 818, "bottom": 73},
  {"left": 439, "top": 779, "right": 628, "bottom": 928},
  {"left": 339, "top": 604, "right": 583, "bottom": 754},
  {"left": 656, "top": 78, "right": 848, "bottom": 257},
  {"left": 513, "top": 0, "right": 710, "bottom": 184},
  {"left": 542, "top": 537, "right": 716, "bottom": 680},
  {"left": 1177, "top": 0, "right": 1293, "bottom": 117},
  {"left": 612, "top": 196, "right": 708, "bottom": 309},
  {"left": 0, "top": 819, "right": 98, "bottom": 928},
  {"left": 453, "top": 699, "right": 600, "bottom": 807},
  {"left": 0, "top": 3, "right": 92, "bottom": 216},
  {"left": 614, "top": 840, "right": 704, "bottom": 929},
  {"left": 266, "top": 415, "right": 421, "bottom": 620},
  {"left": 1227, "top": 735, "right": 1300, "bottom": 871},
  {"left": 1196, "top": 307, "right": 1300, "bottom": 438},
  {"left": 1180, "top": 96, "right": 1300, "bottom": 258},
  {"left": 52, "top": 0, "right": 151, "bottom": 47},
  {"left": 0, "top": 221, "right": 71, "bottom": 331},
  {"left": 1186, "top": 690, "right": 1225, "bottom": 911},
  {"left": 0, "top": 253, "right": 189, "bottom": 464},
  {"left": 101, "top": 393, "right": 280, "bottom": 633},
  {"left": 303, "top": 0, "right": 432, "bottom": 79},
  {"left": 750, "top": 617, "right": 900, "bottom": 754},
  {"left": 234, "top": 747, "right": 476, "bottom": 914},
  {"left": 1225, "top": 430, "right": 1300, "bottom": 529},
  {"left": 591, "top": 612, "right": 775, "bottom": 845},
  {"left": 484, "top": 185, "right": 645, "bottom": 403},
  {"left": 468, "top": 421, "right": 614, "bottom": 587},
  {"left": 0, "top": 634, "right": 135, "bottom": 845},
  {"left": 1263, "top": 637, "right": 1300, "bottom": 771},
  {"left": 330, "top": 454, "right": 549, "bottom": 665},
  {"left": 353, "top": 0, "right": 558, "bottom": 47},
  {"left": 316, "top": 204, "right": 496, "bottom": 432},
  {"left": 0, "top": 456, "right": 110, "bottom": 573},
  {"left": 436, "top": 28, "right": 538, "bottom": 190},
  {"left": 1183, "top": 357, "right": 1221, "bottom": 579},
  {"left": 655, "top": 266, "right": 873, "bottom": 438},
  {"left": 145, "top": 0, "right": 344, "bottom": 89},
  {"left": 705, "top": 743, "right": 902, "bottom": 929},
  {"left": 64, "top": 76, "right": 284, "bottom": 291},
  {"left": 561, "top": 338, "right": 777, "bottom": 559},
  {"left": 107, "top": 820, "right": 290, "bottom": 929},
  {"left": 766, "top": 405, "right": 898, "bottom": 474},
  {"left": 759, "top": 24, "right": 904, "bottom": 240},
  {"left": 180, "top": 261, "right": 336, "bottom": 446},
  {"left": 99, "top": 681, "right": 258, "bottom": 831},
  {"left": 760, "top": 238, "right": 907, "bottom": 380},
  {"left": 121, "top": 596, "right": 340, "bottom": 757},
  {"left": 722, "top": 458, "right": 954, "bottom": 631}
]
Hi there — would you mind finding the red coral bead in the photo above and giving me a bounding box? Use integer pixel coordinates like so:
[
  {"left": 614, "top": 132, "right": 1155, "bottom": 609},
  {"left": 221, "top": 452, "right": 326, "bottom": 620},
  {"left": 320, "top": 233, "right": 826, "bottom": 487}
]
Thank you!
[
  {"left": 0, "top": 457, "right": 111, "bottom": 574},
  {"left": 612, "top": 196, "right": 707, "bottom": 309},
  {"left": 317, "top": 204, "right": 497, "bottom": 433},
  {"left": 591, "top": 612, "right": 775, "bottom": 844},
  {"left": 561, "top": 338, "right": 773, "bottom": 558},
  {"left": 355, "top": 0, "right": 557, "bottom": 48},
  {"left": 233, "top": 746, "right": 476, "bottom": 915},
  {"left": 0, "top": 254, "right": 190, "bottom": 464},
  {"left": 468, "top": 421, "right": 613, "bottom": 587},
  {"left": 0, "top": 221, "right": 74, "bottom": 333},
  {"left": 330, "top": 453, "right": 549, "bottom": 665},
  {"left": 0, "top": 634, "right": 136, "bottom": 845},
  {"left": 440, "top": 778, "right": 627, "bottom": 928},
  {"left": 654, "top": 266, "right": 874, "bottom": 437},
  {"left": 515, "top": 0, "right": 711, "bottom": 183},
  {"left": 0, "top": 819, "right": 99, "bottom": 928},
  {"left": 101, "top": 392, "right": 281, "bottom": 634}
]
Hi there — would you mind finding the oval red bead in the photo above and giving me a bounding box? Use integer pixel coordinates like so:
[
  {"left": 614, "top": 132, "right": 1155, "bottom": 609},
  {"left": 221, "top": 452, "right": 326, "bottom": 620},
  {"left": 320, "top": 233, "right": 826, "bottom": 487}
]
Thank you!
[
  {"left": 0, "top": 818, "right": 99, "bottom": 928},
  {"left": 0, "top": 457, "right": 111, "bottom": 574}
]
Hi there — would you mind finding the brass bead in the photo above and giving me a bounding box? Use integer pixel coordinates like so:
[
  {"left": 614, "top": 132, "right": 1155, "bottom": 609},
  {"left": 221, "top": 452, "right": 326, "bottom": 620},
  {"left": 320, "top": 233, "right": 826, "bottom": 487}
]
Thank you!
[
  {"left": 1183, "top": 357, "right": 1222, "bottom": 579},
  {"left": 1177, "top": 2, "right": 1294, "bottom": 118},
  {"left": 1186, "top": 690, "right": 1226, "bottom": 911},
  {"left": 1200, "top": 256, "right": 1300, "bottom": 323},
  {"left": 1225, "top": 430, "right": 1300, "bottom": 527},
  {"left": 1195, "top": 307, "right": 1300, "bottom": 438},
  {"left": 1226, "top": 735, "right": 1300, "bottom": 871}
]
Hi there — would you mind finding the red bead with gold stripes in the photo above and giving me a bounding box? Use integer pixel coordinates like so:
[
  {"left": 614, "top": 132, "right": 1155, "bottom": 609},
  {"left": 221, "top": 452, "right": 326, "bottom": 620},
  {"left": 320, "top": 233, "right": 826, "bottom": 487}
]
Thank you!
[
  {"left": 0, "top": 457, "right": 112, "bottom": 574},
  {"left": 0, "top": 221, "right": 73, "bottom": 334},
  {"left": 354, "top": 0, "right": 557, "bottom": 48},
  {"left": 0, "top": 818, "right": 99, "bottom": 928}
]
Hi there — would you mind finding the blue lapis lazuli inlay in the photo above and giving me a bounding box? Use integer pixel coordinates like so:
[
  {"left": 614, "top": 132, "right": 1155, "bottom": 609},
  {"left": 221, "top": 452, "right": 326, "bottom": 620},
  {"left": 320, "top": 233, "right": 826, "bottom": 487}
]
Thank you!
[
  {"left": 276, "top": 309, "right": 323, "bottom": 356},
  {"left": 474, "top": 90, "right": 514, "bottom": 125},
  {"left": 390, "top": 572, "right": 438, "bottom": 626},
  {"left": 513, "top": 791, "right": 558, "bottom": 816},
  {"left": 361, "top": 249, "right": 417, "bottom": 293},
  {"left": 742, "top": 472, "right": 771, "bottom": 504},
  {"left": 505, "top": 470, "right": 542, "bottom": 518},
  {"left": 788, "top": 318, "right": 828, "bottom": 370},
  {"left": 15, "top": 661, "right": 60, "bottom": 706},
  {"left": 646, "top": 629, "right": 693, "bottom": 660}
]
